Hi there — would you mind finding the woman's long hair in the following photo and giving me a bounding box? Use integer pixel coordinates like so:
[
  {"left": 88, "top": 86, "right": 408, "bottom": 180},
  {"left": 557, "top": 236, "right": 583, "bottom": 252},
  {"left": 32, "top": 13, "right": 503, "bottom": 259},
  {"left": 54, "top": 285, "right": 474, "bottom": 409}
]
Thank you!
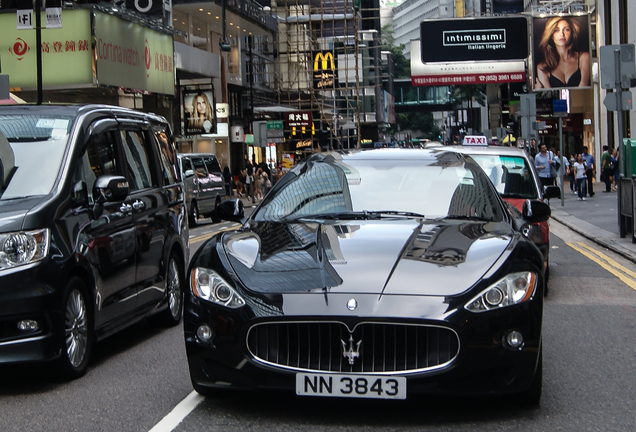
[
  {"left": 537, "top": 17, "right": 582, "bottom": 73},
  {"left": 188, "top": 92, "right": 214, "bottom": 129}
]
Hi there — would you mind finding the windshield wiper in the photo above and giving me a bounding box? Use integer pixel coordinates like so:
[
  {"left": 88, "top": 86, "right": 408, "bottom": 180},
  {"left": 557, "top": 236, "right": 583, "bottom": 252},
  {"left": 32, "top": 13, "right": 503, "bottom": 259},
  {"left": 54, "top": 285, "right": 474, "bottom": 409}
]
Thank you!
[
  {"left": 310, "top": 211, "right": 379, "bottom": 220},
  {"left": 437, "top": 215, "right": 492, "bottom": 222},
  {"left": 367, "top": 210, "right": 425, "bottom": 219}
]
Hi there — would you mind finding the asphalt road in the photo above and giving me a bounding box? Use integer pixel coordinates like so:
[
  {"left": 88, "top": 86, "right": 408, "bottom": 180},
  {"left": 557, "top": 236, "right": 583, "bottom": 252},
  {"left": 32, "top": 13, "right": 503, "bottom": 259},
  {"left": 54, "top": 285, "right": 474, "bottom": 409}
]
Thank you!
[{"left": 1, "top": 219, "right": 635, "bottom": 432}]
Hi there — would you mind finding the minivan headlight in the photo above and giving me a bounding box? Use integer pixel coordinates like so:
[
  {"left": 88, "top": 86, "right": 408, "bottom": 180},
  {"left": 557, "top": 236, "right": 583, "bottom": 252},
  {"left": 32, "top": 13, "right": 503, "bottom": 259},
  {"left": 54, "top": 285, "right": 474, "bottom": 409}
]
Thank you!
[
  {"left": 465, "top": 271, "right": 538, "bottom": 313},
  {"left": 191, "top": 267, "right": 245, "bottom": 308},
  {"left": 0, "top": 229, "right": 49, "bottom": 270}
]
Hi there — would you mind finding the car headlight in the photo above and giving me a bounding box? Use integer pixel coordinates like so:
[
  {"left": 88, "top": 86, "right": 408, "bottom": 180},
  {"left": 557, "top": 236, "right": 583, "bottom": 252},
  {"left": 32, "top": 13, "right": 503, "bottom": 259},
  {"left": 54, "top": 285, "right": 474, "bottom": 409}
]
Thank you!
[
  {"left": 465, "top": 271, "right": 538, "bottom": 313},
  {"left": 191, "top": 267, "right": 245, "bottom": 308},
  {"left": 0, "top": 229, "right": 49, "bottom": 270}
]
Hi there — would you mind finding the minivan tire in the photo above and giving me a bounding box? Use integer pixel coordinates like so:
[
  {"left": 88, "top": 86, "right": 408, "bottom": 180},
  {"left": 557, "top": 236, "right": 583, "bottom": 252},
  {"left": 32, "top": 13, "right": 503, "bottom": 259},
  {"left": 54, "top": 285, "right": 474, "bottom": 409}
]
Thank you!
[{"left": 54, "top": 277, "right": 93, "bottom": 380}]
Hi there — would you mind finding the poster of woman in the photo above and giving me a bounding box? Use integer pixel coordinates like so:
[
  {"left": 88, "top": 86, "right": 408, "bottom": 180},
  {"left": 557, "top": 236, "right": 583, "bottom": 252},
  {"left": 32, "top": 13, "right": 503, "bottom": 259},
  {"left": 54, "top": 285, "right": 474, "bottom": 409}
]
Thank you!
[
  {"left": 533, "top": 15, "right": 591, "bottom": 90},
  {"left": 183, "top": 90, "right": 216, "bottom": 135}
]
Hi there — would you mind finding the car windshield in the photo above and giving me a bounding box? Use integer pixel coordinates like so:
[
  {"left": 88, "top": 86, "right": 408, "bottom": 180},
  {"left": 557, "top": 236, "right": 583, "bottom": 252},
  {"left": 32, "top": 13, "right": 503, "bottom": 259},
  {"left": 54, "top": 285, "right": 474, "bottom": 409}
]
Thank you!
[
  {"left": 252, "top": 151, "right": 505, "bottom": 222},
  {"left": 469, "top": 154, "right": 539, "bottom": 200},
  {"left": 0, "top": 115, "right": 74, "bottom": 200}
]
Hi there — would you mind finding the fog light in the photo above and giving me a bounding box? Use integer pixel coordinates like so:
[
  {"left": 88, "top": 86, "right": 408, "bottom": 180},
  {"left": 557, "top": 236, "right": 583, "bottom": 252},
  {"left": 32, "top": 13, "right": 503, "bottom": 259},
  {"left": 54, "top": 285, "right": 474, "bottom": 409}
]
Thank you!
[
  {"left": 505, "top": 330, "right": 524, "bottom": 349},
  {"left": 17, "top": 320, "right": 39, "bottom": 331},
  {"left": 197, "top": 324, "right": 214, "bottom": 343}
]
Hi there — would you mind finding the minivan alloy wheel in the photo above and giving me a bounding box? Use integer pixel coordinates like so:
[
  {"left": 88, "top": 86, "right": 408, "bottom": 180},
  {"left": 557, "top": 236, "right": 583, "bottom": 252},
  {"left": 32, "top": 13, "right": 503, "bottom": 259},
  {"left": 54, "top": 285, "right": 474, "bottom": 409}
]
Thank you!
[
  {"left": 167, "top": 257, "right": 182, "bottom": 320},
  {"left": 65, "top": 288, "right": 88, "bottom": 368}
]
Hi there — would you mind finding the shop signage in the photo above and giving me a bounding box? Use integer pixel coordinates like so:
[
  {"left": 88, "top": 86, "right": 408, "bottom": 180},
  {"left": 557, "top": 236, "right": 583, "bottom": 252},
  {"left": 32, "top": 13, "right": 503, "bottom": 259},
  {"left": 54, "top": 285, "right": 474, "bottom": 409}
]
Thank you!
[
  {"left": 420, "top": 17, "right": 528, "bottom": 63},
  {"left": 296, "top": 139, "right": 312, "bottom": 149},
  {"left": 286, "top": 111, "right": 312, "bottom": 128},
  {"left": 216, "top": 103, "right": 229, "bottom": 119},
  {"left": 313, "top": 51, "right": 336, "bottom": 90},
  {"left": 410, "top": 40, "right": 525, "bottom": 87},
  {"left": 94, "top": 11, "right": 174, "bottom": 95},
  {"left": 1, "top": 8, "right": 92, "bottom": 88}
]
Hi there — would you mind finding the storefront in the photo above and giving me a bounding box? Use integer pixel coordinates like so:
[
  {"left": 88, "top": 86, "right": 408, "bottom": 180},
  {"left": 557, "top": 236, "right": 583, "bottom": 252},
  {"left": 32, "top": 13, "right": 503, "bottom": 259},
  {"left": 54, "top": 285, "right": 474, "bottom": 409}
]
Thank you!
[{"left": 0, "top": 8, "right": 175, "bottom": 120}]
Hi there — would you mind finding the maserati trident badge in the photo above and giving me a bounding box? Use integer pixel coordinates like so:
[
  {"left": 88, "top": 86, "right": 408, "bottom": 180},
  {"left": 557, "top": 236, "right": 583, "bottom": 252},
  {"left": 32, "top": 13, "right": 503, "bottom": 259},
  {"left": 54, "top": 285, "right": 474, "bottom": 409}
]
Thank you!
[
  {"left": 346, "top": 298, "right": 357, "bottom": 311},
  {"left": 341, "top": 335, "right": 362, "bottom": 365}
]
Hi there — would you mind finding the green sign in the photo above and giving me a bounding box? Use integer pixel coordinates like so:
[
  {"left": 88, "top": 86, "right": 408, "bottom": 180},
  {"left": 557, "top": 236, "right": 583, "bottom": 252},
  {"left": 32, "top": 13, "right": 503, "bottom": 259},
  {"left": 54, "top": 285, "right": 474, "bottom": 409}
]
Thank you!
[
  {"left": 267, "top": 121, "right": 283, "bottom": 130},
  {"left": 0, "top": 9, "right": 93, "bottom": 88},
  {"left": 94, "top": 11, "right": 174, "bottom": 95}
]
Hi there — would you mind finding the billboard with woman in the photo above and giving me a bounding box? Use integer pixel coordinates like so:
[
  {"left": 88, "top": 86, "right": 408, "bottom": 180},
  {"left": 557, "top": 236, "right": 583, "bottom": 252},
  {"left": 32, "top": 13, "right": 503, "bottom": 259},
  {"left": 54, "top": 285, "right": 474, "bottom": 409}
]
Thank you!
[
  {"left": 183, "top": 89, "right": 216, "bottom": 135},
  {"left": 533, "top": 15, "right": 591, "bottom": 90}
]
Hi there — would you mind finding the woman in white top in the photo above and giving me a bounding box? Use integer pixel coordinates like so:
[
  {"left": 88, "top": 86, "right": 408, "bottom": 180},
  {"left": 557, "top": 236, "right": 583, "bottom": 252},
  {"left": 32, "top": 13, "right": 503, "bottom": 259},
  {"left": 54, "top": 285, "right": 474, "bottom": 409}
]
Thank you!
[{"left": 572, "top": 154, "right": 587, "bottom": 200}]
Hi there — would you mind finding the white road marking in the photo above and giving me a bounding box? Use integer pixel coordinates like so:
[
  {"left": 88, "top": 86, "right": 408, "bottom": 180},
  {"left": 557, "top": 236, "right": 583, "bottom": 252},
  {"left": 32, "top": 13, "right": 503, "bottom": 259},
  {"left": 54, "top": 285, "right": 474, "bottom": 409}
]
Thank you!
[{"left": 148, "top": 391, "right": 204, "bottom": 432}]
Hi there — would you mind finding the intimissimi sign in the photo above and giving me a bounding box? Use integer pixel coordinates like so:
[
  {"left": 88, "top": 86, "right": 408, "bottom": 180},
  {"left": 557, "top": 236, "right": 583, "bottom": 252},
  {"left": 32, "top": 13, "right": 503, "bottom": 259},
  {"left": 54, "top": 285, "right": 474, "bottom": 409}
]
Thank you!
[
  {"left": 421, "top": 17, "right": 528, "bottom": 63},
  {"left": 443, "top": 29, "right": 506, "bottom": 49}
]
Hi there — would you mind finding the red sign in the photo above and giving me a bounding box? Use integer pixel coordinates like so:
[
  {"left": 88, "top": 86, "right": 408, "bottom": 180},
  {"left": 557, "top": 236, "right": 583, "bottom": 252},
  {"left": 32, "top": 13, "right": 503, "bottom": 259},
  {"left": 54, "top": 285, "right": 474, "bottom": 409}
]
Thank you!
[{"left": 412, "top": 72, "right": 525, "bottom": 87}]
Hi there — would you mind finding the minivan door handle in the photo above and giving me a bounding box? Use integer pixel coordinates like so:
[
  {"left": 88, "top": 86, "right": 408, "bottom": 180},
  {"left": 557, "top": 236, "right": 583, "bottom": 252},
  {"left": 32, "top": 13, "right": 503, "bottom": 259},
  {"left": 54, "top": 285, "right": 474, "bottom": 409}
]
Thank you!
[{"left": 132, "top": 200, "right": 145, "bottom": 211}]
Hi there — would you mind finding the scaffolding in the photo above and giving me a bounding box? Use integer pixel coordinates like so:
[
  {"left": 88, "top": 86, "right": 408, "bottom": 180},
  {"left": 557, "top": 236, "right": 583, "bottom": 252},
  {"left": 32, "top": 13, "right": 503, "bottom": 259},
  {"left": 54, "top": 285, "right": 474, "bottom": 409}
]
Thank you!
[{"left": 250, "top": 0, "right": 385, "bottom": 151}]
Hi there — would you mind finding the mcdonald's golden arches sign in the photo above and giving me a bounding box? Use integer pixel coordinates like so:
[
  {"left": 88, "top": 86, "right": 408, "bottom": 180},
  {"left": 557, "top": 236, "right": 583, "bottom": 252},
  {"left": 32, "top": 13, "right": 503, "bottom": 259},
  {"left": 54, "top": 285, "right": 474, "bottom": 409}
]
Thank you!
[{"left": 313, "top": 51, "right": 337, "bottom": 90}]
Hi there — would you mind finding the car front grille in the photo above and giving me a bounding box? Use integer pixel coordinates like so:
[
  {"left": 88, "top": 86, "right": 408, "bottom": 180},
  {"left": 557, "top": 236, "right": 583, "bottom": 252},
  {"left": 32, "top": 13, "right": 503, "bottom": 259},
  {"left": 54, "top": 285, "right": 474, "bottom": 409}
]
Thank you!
[{"left": 246, "top": 321, "right": 459, "bottom": 374}]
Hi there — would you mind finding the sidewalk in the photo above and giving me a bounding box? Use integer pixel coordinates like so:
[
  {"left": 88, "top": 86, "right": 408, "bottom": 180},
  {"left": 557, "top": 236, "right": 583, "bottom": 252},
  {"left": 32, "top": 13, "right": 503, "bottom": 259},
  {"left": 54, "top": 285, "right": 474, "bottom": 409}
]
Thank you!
[{"left": 549, "top": 181, "right": 636, "bottom": 263}]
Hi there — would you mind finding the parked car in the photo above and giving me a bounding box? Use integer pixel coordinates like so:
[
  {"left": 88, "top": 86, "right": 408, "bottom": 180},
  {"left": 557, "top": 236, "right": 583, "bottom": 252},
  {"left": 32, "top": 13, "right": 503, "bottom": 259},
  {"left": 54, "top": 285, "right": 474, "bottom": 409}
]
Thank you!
[
  {"left": 0, "top": 104, "right": 189, "bottom": 379},
  {"left": 447, "top": 145, "right": 560, "bottom": 288},
  {"left": 177, "top": 153, "right": 226, "bottom": 227},
  {"left": 184, "top": 148, "right": 548, "bottom": 404}
]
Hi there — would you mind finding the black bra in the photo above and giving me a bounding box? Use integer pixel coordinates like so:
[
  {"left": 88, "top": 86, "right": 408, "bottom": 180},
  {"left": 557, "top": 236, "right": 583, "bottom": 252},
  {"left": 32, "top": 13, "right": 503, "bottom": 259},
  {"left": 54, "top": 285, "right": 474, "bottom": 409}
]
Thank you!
[
  {"left": 549, "top": 68, "right": 581, "bottom": 87},
  {"left": 549, "top": 56, "right": 581, "bottom": 87}
]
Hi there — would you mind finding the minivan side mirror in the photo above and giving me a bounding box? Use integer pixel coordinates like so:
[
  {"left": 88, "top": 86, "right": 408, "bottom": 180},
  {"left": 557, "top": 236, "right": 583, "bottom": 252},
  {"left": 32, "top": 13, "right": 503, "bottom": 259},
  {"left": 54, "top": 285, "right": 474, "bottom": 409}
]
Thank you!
[
  {"left": 184, "top": 169, "right": 195, "bottom": 178},
  {"left": 93, "top": 175, "right": 129, "bottom": 203}
]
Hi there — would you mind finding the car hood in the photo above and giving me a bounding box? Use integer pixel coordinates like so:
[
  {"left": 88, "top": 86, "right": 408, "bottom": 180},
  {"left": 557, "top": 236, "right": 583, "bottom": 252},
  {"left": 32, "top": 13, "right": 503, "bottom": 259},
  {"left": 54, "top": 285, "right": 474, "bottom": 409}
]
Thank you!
[
  {"left": 223, "top": 219, "right": 513, "bottom": 297},
  {"left": 0, "top": 197, "right": 44, "bottom": 232}
]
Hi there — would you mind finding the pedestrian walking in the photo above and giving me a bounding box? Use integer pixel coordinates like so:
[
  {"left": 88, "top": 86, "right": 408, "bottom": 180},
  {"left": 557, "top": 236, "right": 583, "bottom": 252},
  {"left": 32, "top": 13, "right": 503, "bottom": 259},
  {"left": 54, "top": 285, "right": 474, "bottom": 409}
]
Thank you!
[
  {"left": 223, "top": 166, "right": 233, "bottom": 198},
  {"left": 535, "top": 144, "right": 556, "bottom": 187},
  {"left": 601, "top": 145, "right": 613, "bottom": 192},
  {"left": 611, "top": 148, "right": 619, "bottom": 191},
  {"left": 245, "top": 161, "right": 255, "bottom": 202},
  {"left": 581, "top": 146, "right": 595, "bottom": 197},
  {"left": 573, "top": 154, "right": 587, "bottom": 200},
  {"left": 568, "top": 155, "right": 576, "bottom": 194}
]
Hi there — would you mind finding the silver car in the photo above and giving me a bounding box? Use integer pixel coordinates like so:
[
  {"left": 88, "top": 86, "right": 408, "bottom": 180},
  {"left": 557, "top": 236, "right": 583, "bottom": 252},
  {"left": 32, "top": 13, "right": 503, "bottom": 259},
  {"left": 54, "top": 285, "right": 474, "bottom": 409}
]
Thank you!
[{"left": 177, "top": 153, "right": 226, "bottom": 227}]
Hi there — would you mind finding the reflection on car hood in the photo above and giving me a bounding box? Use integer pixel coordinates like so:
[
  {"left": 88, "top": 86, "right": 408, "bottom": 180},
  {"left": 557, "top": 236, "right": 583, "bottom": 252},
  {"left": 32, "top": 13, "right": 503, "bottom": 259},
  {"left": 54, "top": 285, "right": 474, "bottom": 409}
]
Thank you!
[
  {"left": 0, "top": 197, "right": 43, "bottom": 232},
  {"left": 224, "top": 219, "right": 513, "bottom": 296}
]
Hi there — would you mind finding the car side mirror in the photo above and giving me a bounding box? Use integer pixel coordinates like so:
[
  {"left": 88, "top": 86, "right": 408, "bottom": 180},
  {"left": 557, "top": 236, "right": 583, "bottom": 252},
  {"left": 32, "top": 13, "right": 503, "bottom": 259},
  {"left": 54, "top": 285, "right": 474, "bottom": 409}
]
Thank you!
[
  {"left": 184, "top": 169, "right": 195, "bottom": 178},
  {"left": 543, "top": 185, "right": 560, "bottom": 200},
  {"left": 522, "top": 199, "right": 551, "bottom": 223},
  {"left": 213, "top": 199, "right": 244, "bottom": 222},
  {"left": 93, "top": 175, "right": 129, "bottom": 203}
]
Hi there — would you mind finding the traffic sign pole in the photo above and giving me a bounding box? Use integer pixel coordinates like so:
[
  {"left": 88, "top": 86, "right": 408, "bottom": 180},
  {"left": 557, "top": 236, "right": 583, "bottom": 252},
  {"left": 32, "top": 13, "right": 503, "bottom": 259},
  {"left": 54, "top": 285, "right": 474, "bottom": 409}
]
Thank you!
[{"left": 615, "top": 49, "right": 627, "bottom": 237}]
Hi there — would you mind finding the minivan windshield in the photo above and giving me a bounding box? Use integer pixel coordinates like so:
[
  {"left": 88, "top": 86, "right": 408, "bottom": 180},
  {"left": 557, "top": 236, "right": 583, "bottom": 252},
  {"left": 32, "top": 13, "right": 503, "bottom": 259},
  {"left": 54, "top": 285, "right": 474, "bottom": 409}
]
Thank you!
[{"left": 0, "top": 115, "right": 74, "bottom": 200}]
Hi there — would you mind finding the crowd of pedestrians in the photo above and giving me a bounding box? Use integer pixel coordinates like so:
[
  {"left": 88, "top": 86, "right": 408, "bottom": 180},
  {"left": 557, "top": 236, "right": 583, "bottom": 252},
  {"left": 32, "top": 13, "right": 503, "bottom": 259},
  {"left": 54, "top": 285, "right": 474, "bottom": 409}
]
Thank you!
[
  {"left": 534, "top": 143, "right": 620, "bottom": 202},
  {"left": 222, "top": 159, "right": 286, "bottom": 203}
]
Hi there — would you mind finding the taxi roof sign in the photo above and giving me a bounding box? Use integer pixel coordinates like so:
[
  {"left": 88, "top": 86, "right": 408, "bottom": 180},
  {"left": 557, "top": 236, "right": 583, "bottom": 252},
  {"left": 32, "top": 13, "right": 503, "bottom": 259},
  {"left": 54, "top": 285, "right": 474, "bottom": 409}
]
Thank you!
[{"left": 462, "top": 135, "right": 487, "bottom": 146}]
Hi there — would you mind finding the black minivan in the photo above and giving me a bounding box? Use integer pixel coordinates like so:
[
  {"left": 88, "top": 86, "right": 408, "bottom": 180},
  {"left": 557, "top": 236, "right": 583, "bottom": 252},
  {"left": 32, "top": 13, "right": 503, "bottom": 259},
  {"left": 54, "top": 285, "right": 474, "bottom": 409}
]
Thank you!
[{"left": 0, "top": 105, "right": 189, "bottom": 378}]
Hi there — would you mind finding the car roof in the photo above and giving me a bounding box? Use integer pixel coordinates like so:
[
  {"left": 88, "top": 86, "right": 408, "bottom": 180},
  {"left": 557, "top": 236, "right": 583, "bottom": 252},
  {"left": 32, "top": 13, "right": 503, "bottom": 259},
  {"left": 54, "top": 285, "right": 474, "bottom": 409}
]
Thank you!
[
  {"left": 323, "top": 148, "right": 464, "bottom": 161},
  {"left": 444, "top": 145, "right": 532, "bottom": 158},
  {"left": 0, "top": 104, "right": 168, "bottom": 126}
]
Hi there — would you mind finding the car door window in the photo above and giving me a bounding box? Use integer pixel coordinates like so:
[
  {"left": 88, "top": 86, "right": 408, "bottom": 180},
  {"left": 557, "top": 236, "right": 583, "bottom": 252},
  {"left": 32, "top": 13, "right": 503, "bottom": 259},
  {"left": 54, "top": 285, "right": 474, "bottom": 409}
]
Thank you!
[
  {"left": 204, "top": 156, "right": 221, "bottom": 175},
  {"left": 191, "top": 157, "right": 208, "bottom": 180},
  {"left": 120, "top": 129, "right": 156, "bottom": 191},
  {"left": 182, "top": 158, "right": 193, "bottom": 174},
  {"left": 79, "top": 130, "right": 119, "bottom": 204},
  {"left": 154, "top": 128, "right": 178, "bottom": 186}
]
